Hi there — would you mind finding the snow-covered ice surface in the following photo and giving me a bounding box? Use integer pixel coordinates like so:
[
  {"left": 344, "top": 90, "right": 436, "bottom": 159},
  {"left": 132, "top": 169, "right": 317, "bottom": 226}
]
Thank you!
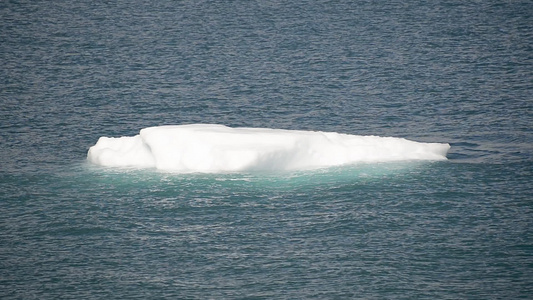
[{"left": 87, "top": 124, "right": 450, "bottom": 173}]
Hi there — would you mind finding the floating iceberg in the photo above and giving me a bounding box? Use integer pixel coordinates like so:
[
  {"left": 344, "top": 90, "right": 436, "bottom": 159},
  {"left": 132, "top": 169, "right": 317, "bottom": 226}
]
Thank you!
[{"left": 87, "top": 124, "right": 450, "bottom": 173}]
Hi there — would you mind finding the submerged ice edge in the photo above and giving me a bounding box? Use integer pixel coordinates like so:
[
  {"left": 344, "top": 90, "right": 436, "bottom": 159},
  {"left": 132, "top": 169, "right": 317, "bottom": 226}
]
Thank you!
[{"left": 87, "top": 124, "right": 450, "bottom": 173}]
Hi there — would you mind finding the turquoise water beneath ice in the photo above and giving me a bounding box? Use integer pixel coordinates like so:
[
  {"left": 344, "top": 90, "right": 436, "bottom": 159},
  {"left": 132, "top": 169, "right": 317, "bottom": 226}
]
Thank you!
[{"left": 1, "top": 0, "right": 532, "bottom": 298}]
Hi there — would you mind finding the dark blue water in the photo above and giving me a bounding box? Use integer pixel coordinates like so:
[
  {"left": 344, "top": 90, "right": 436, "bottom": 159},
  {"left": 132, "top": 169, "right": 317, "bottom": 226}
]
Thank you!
[{"left": 1, "top": 0, "right": 532, "bottom": 298}]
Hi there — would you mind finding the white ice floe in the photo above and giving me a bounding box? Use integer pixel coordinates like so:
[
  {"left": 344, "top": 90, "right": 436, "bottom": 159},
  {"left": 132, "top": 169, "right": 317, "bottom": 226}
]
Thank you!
[{"left": 87, "top": 124, "right": 450, "bottom": 173}]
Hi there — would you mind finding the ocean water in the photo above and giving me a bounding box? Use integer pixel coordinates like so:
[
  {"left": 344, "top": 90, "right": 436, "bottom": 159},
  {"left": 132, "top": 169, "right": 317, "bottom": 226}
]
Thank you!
[{"left": 1, "top": 0, "right": 532, "bottom": 298}]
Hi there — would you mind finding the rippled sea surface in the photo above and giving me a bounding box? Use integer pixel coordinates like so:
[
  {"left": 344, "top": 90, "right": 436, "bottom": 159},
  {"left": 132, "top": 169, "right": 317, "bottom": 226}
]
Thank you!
[{"left": 1, "top": 0, "right": 532, "bottom": 298}]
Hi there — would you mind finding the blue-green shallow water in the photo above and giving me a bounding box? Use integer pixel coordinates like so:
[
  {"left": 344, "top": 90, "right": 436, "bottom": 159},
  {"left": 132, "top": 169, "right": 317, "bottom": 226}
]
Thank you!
[{"left": 1, "top": 0, "right": 532, "bottom": 298}]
